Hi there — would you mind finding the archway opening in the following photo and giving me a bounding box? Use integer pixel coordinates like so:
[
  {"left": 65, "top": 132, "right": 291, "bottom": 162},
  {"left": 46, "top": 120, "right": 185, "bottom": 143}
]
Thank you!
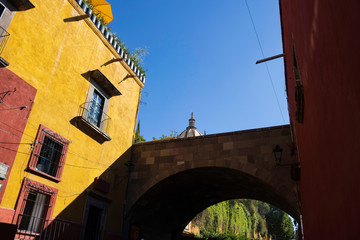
[
  {"left": 183, "top": 198, "right": 296, "bottom": 240},
  {"left": 126, "top": 167, "right": 299, "bottom": 240}
]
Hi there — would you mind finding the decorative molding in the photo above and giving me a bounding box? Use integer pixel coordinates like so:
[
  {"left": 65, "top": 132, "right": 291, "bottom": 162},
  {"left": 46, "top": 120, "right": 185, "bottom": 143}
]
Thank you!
[{"left": 25, "top": 178, "right": 55, "bottom": 194}]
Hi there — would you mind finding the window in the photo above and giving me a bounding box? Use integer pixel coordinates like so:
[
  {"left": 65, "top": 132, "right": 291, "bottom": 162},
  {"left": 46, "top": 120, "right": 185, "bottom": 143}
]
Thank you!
[
  {"left": 72, "top": 70, "right": 120, "bottom": 143},
  {"left": 28, "top": 125, "right": 69, "bottom": 182},
  {"left": 13, "top": 178, "right": 57, "bottom": 238},
  {"left": 88, "top": 89, "right": 105, "bottom": 128},
  {"left": 18, "top": 190, "right": 49, "bottom": 233},
  {"left": 83, "top": 80, "right": 110, "bottom": 132}
]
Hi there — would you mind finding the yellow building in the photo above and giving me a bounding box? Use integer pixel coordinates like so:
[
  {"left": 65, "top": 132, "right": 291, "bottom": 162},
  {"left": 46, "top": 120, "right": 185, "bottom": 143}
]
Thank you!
[{"left": 0, "top": 0, "right": 144, "bottom": 239}]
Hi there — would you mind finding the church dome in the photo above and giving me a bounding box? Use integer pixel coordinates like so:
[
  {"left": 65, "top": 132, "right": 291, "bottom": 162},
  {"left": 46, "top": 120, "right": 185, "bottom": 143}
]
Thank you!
[{"left": 178, "top": 113, "right": 202, "bottom": 138}]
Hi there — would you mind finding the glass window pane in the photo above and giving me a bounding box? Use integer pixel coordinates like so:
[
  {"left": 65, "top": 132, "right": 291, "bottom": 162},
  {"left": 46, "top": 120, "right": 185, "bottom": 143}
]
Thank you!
[
  {"left": 36, "top": 136, "right": 63, "bottom": 177},
  {"left": 88, "top": 90, "right": 104, "bottom": 127},
  {"left": 19, "top": 191, "right": 49, "bottom": 233}
]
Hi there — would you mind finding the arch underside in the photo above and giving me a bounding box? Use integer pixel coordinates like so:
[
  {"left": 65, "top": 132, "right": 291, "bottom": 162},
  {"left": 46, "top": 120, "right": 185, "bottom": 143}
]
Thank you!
[{"left": 126, "top": 167, "right": 299, "bottom": 240}]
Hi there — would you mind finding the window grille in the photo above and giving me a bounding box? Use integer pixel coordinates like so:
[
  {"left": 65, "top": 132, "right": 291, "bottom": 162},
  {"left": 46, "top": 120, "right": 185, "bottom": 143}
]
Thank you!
[
  {"left": 36, "top": 136, "right": 63, "bottom": 177},
  {"left": 18, "top": 190, "right": 50, "bottom": 234},
  {"left": 14, "top": 178, "right": 59, "bottom": 240},
  {"left": 28, "top": 125, "right": 69, "bottom": 181}
]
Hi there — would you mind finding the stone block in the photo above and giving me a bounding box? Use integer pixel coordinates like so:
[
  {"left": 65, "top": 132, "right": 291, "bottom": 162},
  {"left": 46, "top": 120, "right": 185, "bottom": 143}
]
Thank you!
[
  {"left": 160, "top": 149, "right": 171, "bottom": 156},
  {"left": 183, "top": 153, "right": 193, "bottom": 161},
  {"left": 145, "top": 157, "right": 155, "bottom": 165},
  {"left": 174, "top": 155, "right": 184, "bottom": 161},
  {"left": 141, "top": 151, "right": 151, "bottom": 158},
  {"left": 177, "top": 161, "right": 185, "bottom": 166},
  {"left": 239, "top": 155, "right": 248, "bottom": 164},
  {"left": 223, "top": 142, "right": 234, "bottom": 150}
]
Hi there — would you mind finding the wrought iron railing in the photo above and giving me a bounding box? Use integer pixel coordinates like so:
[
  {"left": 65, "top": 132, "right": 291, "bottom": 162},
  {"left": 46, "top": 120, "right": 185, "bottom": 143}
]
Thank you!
[
  {"left": 41, "top": 219, "right": 71, "bottom": 240},
  {"left": 80, "top": 102, "right": 111, "bottom": 135},
  {"left": 0, "top": 26, "right": 10, "bottom": 56},
  {"left": 16, "top": 216, "right": 71, "bottom": 240}
]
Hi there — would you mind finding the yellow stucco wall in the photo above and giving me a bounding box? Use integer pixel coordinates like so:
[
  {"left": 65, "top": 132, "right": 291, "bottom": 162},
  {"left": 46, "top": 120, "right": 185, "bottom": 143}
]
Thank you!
[{"left": 1, "top": 0, "right": 142, "bottom": 233}]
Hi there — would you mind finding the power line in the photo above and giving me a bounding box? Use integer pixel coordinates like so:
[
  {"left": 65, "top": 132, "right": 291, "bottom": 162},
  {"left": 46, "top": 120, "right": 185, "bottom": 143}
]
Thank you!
[
  {"left": 0, "top": 145, "right": 31, "bottom": 155},
  {"left": 244, "top": 0, "right": 286, "bottom": 123},
  {"left": 0, "top": 119, "right": 36, "bottom": 140},
  {"left": 1, "top": 101, "right": 39, "bottom": 130},
  {"left": 0, "top": 126, "right": 35, "bottom": 142},
  {"left": 66, "top": 149, "right": 109, "bottom": 167}
]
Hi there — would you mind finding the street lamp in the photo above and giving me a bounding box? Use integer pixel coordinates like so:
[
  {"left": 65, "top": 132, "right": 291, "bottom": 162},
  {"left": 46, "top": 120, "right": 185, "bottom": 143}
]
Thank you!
[{"left": 273, "top": 144, "right": 300, "bottom": 181}]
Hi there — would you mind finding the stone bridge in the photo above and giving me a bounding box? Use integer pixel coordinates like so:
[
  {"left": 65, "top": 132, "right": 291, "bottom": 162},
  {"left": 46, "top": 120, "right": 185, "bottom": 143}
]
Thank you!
[{"left": 125, "top": 125, "right": 299, "bottom": 239}]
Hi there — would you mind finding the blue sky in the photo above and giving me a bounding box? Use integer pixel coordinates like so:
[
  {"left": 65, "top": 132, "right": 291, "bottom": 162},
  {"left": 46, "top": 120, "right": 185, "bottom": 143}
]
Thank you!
[{"left": 106, "top": 0, "right": 288, "bottom": 140}]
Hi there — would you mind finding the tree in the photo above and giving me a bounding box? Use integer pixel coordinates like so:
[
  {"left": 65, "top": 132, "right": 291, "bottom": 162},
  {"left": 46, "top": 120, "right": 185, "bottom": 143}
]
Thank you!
[
  {"left": 134, "top": 121, "right": 146, "bottom": 143},
  {"left": 266, "top": 206, "right": 295, "bottom": 240}
]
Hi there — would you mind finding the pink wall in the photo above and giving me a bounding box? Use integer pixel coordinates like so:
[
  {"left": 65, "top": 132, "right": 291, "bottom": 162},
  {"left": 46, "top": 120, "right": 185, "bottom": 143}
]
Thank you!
[
  {"left": 280, "top": 0, "right": 360, "bottom": 238},
  {"left": 0, "top": 68, "right": 36, "bottom": 203}
]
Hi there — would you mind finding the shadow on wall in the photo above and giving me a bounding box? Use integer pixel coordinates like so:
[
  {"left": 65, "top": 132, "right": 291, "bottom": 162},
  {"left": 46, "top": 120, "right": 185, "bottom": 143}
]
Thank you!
[{"left": 40, "top": 147, "right": 132, "bottom": 240}]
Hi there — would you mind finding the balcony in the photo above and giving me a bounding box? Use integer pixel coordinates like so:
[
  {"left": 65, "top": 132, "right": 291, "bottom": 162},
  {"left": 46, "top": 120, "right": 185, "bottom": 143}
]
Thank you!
[
  {"left": 0, "top": 26, "right": 10, "bottom": 67},
  {"left": 71, "top": 102, "right": 112, "bottom": 143}
]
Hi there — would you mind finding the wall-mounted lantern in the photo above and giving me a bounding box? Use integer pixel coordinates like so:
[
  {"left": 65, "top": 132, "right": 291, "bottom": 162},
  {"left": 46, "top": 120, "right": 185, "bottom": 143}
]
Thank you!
[
  {"left": 273, "top": 144, "right": 283, "bottom": 166},
  {"left": 273, "top": 144, "right": 300, "bottom": 181}
]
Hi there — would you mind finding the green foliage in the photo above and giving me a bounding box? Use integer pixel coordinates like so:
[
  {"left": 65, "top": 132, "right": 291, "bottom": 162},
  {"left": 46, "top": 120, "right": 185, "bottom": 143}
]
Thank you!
[
  {"left": 193, "top": 200, "right": 294, "bottom": 240},
  {"left": 84, "top": 0, "right": 94, "bottom": 10},
  {"left": 152, "top": 130, "right": 178, "bottom": 140},
  {"left": 134, "top": 121, "right": 146, "bottom": 143},
  {"left": 83, "top": 0, "right": 147, "bottom": 77},
  {"left": 196, "top": 231, "right": 255, "bottom": 240},
  {"left": 266, "top": 206, "right": 295, "bottom": 240},
  {"left": 131, "top": 47, "right": 149, "bottom": 67},
  {"left": 194, "top": 201, "right": 252, "bottom": 238}
]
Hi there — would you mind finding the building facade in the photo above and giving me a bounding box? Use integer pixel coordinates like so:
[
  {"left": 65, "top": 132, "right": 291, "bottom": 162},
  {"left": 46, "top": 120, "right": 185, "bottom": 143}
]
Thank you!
[
  {"left": 0, "top": 0, "right": 144, "bottom": 239},
  {"left": 280, "top": 0, "right": 360, "bottom": 239}
]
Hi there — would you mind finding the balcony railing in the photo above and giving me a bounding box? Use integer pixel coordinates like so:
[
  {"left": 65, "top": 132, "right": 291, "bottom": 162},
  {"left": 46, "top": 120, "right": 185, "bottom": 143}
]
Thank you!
[
  {"left": 0, "top": 26, "right": 10, "bottom": 56},
  {"left": 80, "top": 101, "right": 111, "bottom": 135},
  {"left": 70, "top": 102, "right": 112, "bottom": 143},
  {"left": 15, "top": 216, "right": 72, "bottom": 240}
]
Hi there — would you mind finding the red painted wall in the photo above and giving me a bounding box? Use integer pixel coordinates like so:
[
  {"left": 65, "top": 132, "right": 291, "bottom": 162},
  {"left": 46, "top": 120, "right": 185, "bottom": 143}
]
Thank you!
[
  {"left": 280, "top": 0, "right": 360, "bottom": 239},
  {"left": 0, "top": 68, "right": 36, "bottom": 203}
]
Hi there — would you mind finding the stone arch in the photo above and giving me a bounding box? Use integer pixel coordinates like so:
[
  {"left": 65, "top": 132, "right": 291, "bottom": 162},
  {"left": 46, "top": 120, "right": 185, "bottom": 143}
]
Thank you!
[{"left": 125, "top": 125, "right": 299, "bottom": 239}]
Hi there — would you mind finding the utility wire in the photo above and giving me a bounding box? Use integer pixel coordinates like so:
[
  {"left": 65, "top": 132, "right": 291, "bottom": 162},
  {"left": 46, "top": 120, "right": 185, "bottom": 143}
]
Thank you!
[
  {"left": 1, "top": 101, "right": 39, "bottom": 130},
  {"left": 244, "top": 0, "right": 286, "bottom": 123},
  {"left": 0, "top": 145, "right": 31, "bottom": 155},
  {"left": 0, "top": 119, "right": 36, "bottom": 140},
  {"left": 0, "top": 126, "right": 35, "bottom": 143}
]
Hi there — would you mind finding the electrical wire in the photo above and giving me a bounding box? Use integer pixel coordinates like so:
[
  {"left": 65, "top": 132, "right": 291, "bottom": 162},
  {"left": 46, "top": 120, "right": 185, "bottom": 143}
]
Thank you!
[
  {"left": 244, "top": 0, "right": 286, "bottom": 123},
  {"left": 1, "top": 101, "right": 39, "bottom": 130},
  {"left": 0, "top": 124, "right": 110, "bottom": 168},
  {"left": 0, "top": 145, "right": 32, "bottom": 155},
  {"left": 0, "top": 119, "right": 36, "bottom": 140},
  {"left": 66, "top": 149, "right": 109, "bottom": 167},
  {"left": 64, "top": 162, "right": 102, "bottom": 171},
  {"left": 0, "top": 126, "right": 35, "bottom": 143}
]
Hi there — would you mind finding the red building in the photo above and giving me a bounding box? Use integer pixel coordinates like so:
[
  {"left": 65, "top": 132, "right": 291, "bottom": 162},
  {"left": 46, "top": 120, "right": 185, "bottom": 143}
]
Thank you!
[
  {"left": 0, "top": 68, "right": 36, "bottom": 205},
  {"left": 0, "top": 68, "right": 36, "bottom": 238},
  {"left": 280, "top": 1, "right": 360, "bottom": 239}
]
